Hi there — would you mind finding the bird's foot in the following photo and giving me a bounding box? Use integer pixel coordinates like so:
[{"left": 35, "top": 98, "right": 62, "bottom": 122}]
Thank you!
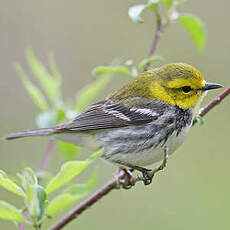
[
  {"left": 115, "top": 168, "right": 136, "bottom": 189},
  {"left": 120, "top": 169, "right": 136, "bottom": 189},
  {"left": 137, "top": 146, "right": 169, "bottom": 186},
  {"left": 115, "top": 146, "right": 169, "bottom": 188},
  {"left": 136, "top": 168, "right": 153, "bottom": 185}
]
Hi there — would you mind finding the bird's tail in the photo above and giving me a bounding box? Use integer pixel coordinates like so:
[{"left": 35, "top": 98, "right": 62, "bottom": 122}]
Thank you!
[{"left": 4, "top": 128, "right": 56, "bottom": 140}]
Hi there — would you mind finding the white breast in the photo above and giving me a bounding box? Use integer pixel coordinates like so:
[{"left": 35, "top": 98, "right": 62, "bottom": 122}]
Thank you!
[{"left": 104, "top": 125, "right": 191, "bottom": 167}]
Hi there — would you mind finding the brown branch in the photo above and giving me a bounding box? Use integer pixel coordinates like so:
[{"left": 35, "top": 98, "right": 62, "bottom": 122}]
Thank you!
[
  {"left": 199, "top": 87, "right": 230, "bottom": 117},
  {"left": 143, "top": 14, "right": 163, "bottom": 72},
  {"left": 50, "top": 87, "right": 230, "bottom": 230},
  {"left": 19, "top": 212, "right": 29, "bottom": 230},
  {"left": 50, "top": 170, "right": 125, "bottom": 230}
]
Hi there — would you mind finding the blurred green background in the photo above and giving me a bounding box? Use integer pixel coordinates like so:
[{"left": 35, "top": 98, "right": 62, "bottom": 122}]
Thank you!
[{"left": 0, "top": 0, "right": 229, "bottom": 229}]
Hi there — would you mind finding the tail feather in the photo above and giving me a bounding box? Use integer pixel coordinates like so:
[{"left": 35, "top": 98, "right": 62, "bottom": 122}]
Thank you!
[{"left": 4, "top": 128, "right": 55, "bottom": 140}]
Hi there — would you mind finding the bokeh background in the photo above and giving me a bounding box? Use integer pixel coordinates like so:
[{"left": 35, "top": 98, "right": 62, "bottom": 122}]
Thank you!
[{"left": 0, "top": 0, "right": 229, "bottom": 229}]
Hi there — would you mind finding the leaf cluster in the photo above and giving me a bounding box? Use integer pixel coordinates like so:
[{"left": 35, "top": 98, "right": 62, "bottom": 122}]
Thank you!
[
  {"left": 15, "top": 49, "right": 113, "bottom": 160},
  {"left": 0, "top": 151, "right": 102, "bottom": 228},
  {"left": 129, "top": 0, "right": 206, "bottom": 51}
]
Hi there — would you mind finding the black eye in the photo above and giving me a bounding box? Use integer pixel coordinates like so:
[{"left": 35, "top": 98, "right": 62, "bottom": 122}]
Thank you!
[{"left": 181, "top": 86, "right": 192, "bottom": 93}]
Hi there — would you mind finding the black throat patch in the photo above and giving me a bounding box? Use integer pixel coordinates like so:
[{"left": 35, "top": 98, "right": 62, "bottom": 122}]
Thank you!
[{"left": 175, "top": 106, "right": 193, "bottom": 136}]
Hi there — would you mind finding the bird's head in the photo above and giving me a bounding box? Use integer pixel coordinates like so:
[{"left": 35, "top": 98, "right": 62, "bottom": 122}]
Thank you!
[
  {"left": 112, "top": 63, "right": 222, "bottom": 109},
  {"left": 143, "top": 63, "right": 222, "bottom": 109},
  {"left": 150, "top": 63, "right": 222, "bottom": 109}
]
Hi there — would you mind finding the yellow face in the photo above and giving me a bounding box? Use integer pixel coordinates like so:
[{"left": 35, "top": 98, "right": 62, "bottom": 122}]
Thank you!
[{"left": 149, "top": 63, "right": 206, "bottom": 109}]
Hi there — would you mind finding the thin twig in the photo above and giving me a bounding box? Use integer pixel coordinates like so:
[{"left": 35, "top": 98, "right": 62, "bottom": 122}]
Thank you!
[
  {"left": 148, "top": 17, "right": 163, "bottom": 58},
  {"left": 143, "top": 15, "right": 163, "bottom": 72},
  {"left": 198, "top": 87, "right": 230, "bottom": 117},
  {"left": 39, "top": 140, "right": 55, "bottom": 171},
  {"left": 50, "top": 171, "right": 125, "bottom": 230},
  {"left": 50, "top": 86, "right": 230, "bottom": 230},
  {"left": 193, "top": 87, "right": 230, "bottom": 125},
  {"left": 19, "top": 212, "right": 29, "bottom": 230}
]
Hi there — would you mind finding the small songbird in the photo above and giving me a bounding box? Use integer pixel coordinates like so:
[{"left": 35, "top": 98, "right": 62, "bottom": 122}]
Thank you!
[{"left": 5, "top": 63, "right": 222, "bottom": 187}]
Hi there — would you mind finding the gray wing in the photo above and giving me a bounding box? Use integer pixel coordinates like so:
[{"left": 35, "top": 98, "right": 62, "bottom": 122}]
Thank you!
[{"left": 56, "top": 99, "right": 160, "bottom": 132}]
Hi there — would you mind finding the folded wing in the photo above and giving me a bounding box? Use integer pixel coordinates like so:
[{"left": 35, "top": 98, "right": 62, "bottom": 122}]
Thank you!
[{"left": 57, "top": 99, "right": 159, "bottom": 132}]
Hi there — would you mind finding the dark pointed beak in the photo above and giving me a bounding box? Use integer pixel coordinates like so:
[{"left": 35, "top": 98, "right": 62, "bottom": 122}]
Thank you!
[{"left": 201, "top": 82, "right": 223, "bottom": 91}]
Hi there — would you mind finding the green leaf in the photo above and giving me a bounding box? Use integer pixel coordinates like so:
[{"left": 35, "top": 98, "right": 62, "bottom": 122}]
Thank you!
[
  {"left": 128, "top": 1, "right": 160, "bottom": 23},
  {"left": 137, "top": 55, "right": 164, "bottom": 72},
  {"left": 55, "top": 108, "right": 66, "bottom": 123},
  {"left": 48, "top": 53, "right": 62, "bottom": 83},
  {"left": 15, "top": 64, "right": 49, "bottom": 112},
  {"left": 0, "top": 200, "right": 25, "bottom": 222},
  {"left": 25, "top": 184, "right": 47, "bottom": 224},
  {"left": 23, "top": 169, "right": 47, "bottom": 224},
  {"left": 26, "top": 49, "right": 61, "bottom": 104},
  {"left": 179, "top": 14, "right": 206, "bottom": 52},
  {"left": 147, "top": 0, "right": 160, "bottom": 10},
  {"left": 20, "top": 168, "right": 38, "bottom": 190},
  {"left": 45, "top": 150, "right": 102, "bottom": 195},
  {"left": 162, "top": 0, "right": 173, "bottom": 7},
  {"left": 0, "top": 170, "right": 25, "bottom": 197},
  {"left": 46, "top": 193, "right": 81, "bottom": 217},
  {"left": 196, "top": 115, "right": 204, "bottom": 126},
  {"left": 36, "top": 109, "right": 66, "bottom": 128},
  {"left": 92, "top": 66, "right": 132, "bottom": 76},
  {"left": 35, "top": 185, "right": 47, "bottom": 223},
  {"left": 46, "top": 190, "right": 84, "bottom": 217},
  {"left": 88, "top": 150, "right": 103, "bottom": 161},
  {"left": 128, "top": 5, "right": 147, "bottom": 23},
  {"left": 57, "top": 141, "right": 80, "bottom": 160},
  {"left": 46, "top": 171, "right": 97, "bottom": 217},
  {"left": 74, "top": 73, "right": 111, "bottom": 111},
  {"left": 45, "top": 161, "right": 89, "bottom": 195}
]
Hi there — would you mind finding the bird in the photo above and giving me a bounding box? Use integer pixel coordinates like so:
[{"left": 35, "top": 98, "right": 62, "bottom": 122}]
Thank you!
[{"left": 5, "top": 63, "right": 222, "bottom": 187}]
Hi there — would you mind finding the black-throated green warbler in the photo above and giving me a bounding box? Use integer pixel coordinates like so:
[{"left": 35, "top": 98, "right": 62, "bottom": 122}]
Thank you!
[{"left": 5, "top": 63, "right": 222, "bottom": 187}]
